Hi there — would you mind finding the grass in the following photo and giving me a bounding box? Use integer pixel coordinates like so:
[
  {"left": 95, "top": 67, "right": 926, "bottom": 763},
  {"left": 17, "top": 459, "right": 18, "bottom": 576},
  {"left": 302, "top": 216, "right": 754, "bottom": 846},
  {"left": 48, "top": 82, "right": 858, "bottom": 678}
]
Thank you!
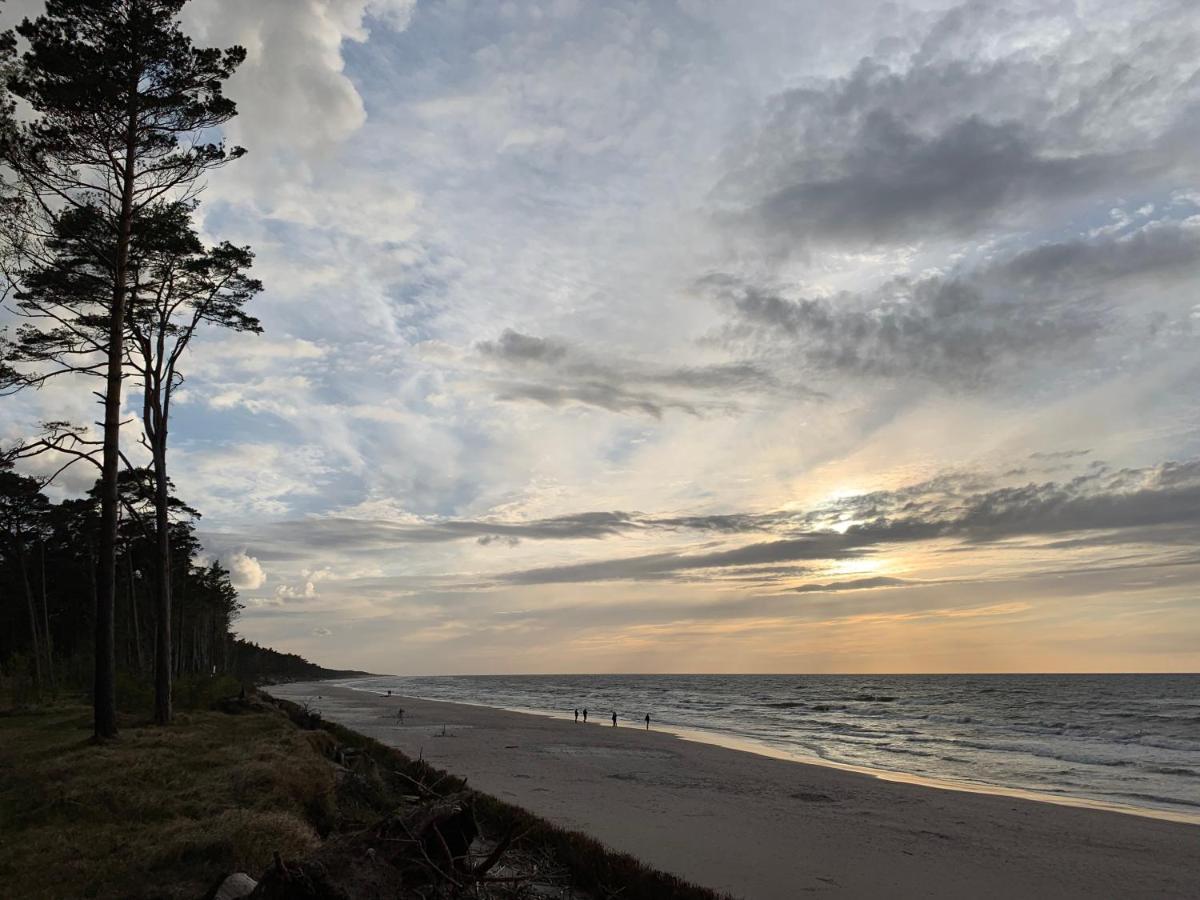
[
  {"left": 0, "top": 691, "right": 729, "bottom": 900},
  {"left": 0, "top": 701, "right": 333, "bottom": 899}
]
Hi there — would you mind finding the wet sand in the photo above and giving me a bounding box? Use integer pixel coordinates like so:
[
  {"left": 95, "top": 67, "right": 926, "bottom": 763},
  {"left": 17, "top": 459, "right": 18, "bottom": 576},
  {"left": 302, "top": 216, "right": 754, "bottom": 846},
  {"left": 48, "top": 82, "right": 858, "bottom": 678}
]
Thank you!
[{"left": 269, "top": 682, "right": 1199, "bottom": 899}]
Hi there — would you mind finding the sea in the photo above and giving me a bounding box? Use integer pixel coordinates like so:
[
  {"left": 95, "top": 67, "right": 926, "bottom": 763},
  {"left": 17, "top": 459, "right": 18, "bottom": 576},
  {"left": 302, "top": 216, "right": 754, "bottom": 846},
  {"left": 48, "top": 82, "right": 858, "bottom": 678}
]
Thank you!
[{"left": 334, "top": 673, "right": 1200, "bottom": 820}]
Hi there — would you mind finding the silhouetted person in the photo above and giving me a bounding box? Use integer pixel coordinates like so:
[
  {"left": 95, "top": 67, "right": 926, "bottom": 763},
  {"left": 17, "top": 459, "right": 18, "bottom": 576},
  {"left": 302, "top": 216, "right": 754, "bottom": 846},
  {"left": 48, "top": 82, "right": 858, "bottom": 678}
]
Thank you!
[
  {"left": 387, "top": 689, "right": 392, "bottom": 696},
  {"left": 612, "top": 711, "right": 617, "bottom": 727},
  {"left": 582, "top": 708, "right": 588, "bottom": 722},
  {"left": 396, "top": 707, "right": 405, "bottom": 725},
  {"left": 645, "top": 713, "right": 650, "bottom": 730},
  {"left": 574, "top": 708, "right": 579, "bottom": 722}
]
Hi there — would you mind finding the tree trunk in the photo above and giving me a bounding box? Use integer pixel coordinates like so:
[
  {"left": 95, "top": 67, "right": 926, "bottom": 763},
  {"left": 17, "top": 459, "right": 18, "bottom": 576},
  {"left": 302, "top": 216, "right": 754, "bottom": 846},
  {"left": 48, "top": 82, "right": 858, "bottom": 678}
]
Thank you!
[
  {"left": 94, "top": 77, "right": 139, "bottom": 741},
  {"left": 152, "top": 443, "right": 172, "bottom": 725},
  {"left": 39, "top": 541, "right": 56, "bottom": 691},
  {"left": 127, "top": 551, "right": 144, "bottom": 674},
  {"left": 17, "top": 543, "right": 43, "bottom": 693},
  {"left": 174, "top": 573, "right": 184, "bottom": 677}
]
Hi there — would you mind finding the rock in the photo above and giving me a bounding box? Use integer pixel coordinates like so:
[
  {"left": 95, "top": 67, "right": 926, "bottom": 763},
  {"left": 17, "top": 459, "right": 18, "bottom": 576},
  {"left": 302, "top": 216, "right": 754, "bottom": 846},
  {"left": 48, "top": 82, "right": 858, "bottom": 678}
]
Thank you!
[{"left": 212, "top": 872, "right": 258, "bottom": 900}]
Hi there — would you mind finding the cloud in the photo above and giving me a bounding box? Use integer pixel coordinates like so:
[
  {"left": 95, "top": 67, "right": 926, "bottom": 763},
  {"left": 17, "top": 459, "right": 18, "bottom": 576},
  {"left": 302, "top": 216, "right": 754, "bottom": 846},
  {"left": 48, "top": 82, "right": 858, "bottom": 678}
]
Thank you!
[
  {"left": 203, "top": 456, "right": 1200, "bottom": 593},
  {"left": 792, "top": 576, "right": 916, "bottom": 593},
  {"left": 745, "top": 113, "right": 1113, "bottom": 246},
  {"left": 499, "top": 535, "right": 858, "bottom": 585},
  {"left": 276, "top": 580, "right": 318, "bottom": 601},
  {"left": 491, "top": 380, "right": 736, "bottom": 419},
  {"left": 478, "top": 330, "right": 568, "bottom": 364},
  {"left": 182, "top": 0, "right": 416, "bottom": 158},
  {"left": 708, "top": 219, "right": 1200, "bottom": 386},
  {"left": 203, "top": 508, "right": 785, "bottom": 561},
  {"left": 477, "top": 329, "right": 794, "bottom": 417},
  {"left": 493, "top": 456, "right": 1200, "bottom": 585},
  {"left": 715, "top": 1, "right": 1200, "bottom": 250},
  {"left": 226, "top": 551, "right": 267, "bottom": 590}
]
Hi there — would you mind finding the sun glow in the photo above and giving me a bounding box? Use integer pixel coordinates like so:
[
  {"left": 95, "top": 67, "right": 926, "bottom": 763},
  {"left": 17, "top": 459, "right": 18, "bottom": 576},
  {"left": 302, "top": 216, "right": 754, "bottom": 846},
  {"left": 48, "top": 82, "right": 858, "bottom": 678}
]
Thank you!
[{"left": 828, "top": 558, "right": 889, "bottom": 577}]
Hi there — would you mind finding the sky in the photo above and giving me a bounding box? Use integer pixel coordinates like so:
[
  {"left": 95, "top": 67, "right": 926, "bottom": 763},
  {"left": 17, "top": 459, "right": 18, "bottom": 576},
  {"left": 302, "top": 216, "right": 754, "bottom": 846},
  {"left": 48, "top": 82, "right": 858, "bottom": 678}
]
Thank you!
[{"left": 4, "top": 0, "right": 1200, "bottom": 674}]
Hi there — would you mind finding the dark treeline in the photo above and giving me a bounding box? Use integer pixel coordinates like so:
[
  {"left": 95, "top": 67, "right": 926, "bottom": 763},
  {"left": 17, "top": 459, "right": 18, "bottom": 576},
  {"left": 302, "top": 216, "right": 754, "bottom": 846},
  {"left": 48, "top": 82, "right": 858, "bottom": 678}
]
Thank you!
[
  {"left": 230, "top": 641, "right": 371, "bottom": 685},
  {"left": 0, "top": 467, "right": 359, "bottom": 698}
]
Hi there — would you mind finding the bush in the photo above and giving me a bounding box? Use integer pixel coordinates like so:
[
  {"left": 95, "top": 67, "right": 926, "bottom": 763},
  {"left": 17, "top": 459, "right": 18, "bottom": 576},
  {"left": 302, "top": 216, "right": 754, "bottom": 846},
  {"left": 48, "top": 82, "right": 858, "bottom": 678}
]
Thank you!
[
  {"left": 0, "top": 654, "right": 38, "bottom": 707},
  {"left": 174, "top": 674, "right": 242, "bottom": 710},
  {"left": 154, "top": 808, "right": 319, "bottom": 874},
  {"left": 115, "top": 671, "right": 153, "bottom": 713}
]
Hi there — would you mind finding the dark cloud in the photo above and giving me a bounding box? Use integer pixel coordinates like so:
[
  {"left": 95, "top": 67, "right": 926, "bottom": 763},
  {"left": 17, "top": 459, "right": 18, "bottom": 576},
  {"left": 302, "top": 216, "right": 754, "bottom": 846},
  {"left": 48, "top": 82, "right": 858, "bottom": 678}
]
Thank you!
[
  {"left": 996, "top": 224, "right": 1200, "bottom": 291},
  {"left": 713, "top": 277, "right": 1102, "bottom": 385},
  {"left": 792, "top": 576, "right": 917, "bottom": 594},
  {"left": 477, "top": 329, "right": 568, "bottom": 364},
  {"left": 708, "top": 221, "right": 1200, "bottom": 385},
  {"left": 202, "top": 511, "right": 640, "bottom": 558},
  {"left": 496, "top": 456, "right": 1200, "bottom": 585},
  {"left": 477, "top": 329, "right": 798, "bottom": 417},
  {"left": 477, "top": 534, "right": 520, "bottom": 547},
  {"left": 748, "top": 113, "right": 1112, "bottom": 246},
  {"left": 202, "top": 508, "right": 792, "bottom": 559},
  {"left": 500, "top": 535, "right": 860, "bottom": 585},
  {"left": 717, "top": 4, "right": 1200, "bottom": 249},
  {"left": 642, "top": 512, "right": 785, "bottom": 533},
  {"left": 844, "top": 460, "right": 1200, "bottom": 544},
  {"left": 492, "top": 380, "right": 735, "bottom": 419}
]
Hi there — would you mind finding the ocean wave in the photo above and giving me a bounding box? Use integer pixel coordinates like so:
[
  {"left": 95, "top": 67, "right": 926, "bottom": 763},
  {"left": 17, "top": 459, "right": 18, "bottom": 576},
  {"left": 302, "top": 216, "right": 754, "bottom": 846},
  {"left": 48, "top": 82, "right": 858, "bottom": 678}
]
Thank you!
[
  {"left": 1129, "top": 736, "right": 1200, "bottom": 752},
  {"left": 374, "top": 673, "right": 1200, "bottom": 814},
  {"left": 1144, "top": 766, "right": 1199, "bottom": 776},
  {"left": 1104, "top": 792, "right": 1200, "bottom": 810}
]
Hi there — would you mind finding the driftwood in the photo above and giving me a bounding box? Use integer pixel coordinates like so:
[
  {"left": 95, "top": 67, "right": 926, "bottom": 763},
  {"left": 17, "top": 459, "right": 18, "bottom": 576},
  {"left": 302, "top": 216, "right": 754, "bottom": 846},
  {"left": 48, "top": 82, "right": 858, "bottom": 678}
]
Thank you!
[
  {"left": 374, "top": 792, "right": 479, "bottom": 874},
  {"left": 247, "top": 792, "right": 483, "bottom": 899}
]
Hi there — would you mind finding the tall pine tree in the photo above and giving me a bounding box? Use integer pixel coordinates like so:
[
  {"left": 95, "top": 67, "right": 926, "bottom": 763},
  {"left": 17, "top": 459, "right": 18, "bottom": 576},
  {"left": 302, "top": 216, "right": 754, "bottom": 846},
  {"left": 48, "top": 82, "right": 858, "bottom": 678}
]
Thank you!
[
  {"left": 127, "top": 201, "right": 261, "bottom": 723},
  {"left": 4, "top": 0, "right": 247, "bottom": 735}
]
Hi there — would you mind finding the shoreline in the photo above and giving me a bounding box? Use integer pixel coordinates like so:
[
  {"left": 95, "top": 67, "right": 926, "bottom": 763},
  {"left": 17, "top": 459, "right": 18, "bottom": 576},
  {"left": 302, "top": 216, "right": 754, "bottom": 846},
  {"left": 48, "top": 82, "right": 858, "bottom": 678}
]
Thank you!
[
  {"left": 325, "top": 678, "right": 1200, "bottom": 826},
  {"left": 274, "top": 681, "right": 1199, "bottom": 899}
]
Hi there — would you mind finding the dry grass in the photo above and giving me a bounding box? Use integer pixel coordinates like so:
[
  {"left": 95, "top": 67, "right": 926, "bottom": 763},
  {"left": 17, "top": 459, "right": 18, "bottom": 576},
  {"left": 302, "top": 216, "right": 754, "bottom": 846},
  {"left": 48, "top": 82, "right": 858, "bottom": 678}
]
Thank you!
[
  {"left": 1, "top": 695, "right": 729, "bottom": 900},
  {"left": 0, "top": 703, "right": 335, "bottom": 899}
]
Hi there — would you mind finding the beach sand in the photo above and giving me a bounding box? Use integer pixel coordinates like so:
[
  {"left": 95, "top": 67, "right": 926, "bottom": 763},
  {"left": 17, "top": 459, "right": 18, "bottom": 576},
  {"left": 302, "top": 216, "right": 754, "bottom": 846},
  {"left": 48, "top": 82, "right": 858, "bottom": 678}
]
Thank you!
[{"left": 269, "top": 682, "right": 1198, "bottom": 899}]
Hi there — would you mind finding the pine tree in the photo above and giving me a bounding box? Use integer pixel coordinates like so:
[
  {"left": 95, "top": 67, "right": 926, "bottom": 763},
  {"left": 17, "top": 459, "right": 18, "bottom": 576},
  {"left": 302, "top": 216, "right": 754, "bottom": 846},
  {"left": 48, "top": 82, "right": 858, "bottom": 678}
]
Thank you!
[
  {"left": 3, "top": 0, "right": 246, "bottom": 736},
  {"left": 125, "top": 201, "right": 261, "bottom": 723}
]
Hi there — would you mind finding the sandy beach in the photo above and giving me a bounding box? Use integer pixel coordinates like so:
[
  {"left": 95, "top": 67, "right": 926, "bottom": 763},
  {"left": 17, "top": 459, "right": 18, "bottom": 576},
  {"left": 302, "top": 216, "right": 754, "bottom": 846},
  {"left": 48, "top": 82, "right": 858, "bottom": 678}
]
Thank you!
[{"left": 269, "top": 682, "right": 1199, "bottom": 899}]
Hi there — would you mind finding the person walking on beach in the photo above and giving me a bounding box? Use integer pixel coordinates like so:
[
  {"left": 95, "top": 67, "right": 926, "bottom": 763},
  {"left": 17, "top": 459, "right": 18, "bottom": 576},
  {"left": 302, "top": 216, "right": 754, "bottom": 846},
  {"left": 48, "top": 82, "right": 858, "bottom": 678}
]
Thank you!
[
  {"left": 612, "top": 711, "right": 618, "bottom": 727},
  {"left": 574, "top": 708, "right": 579, "bottom": 722},
  {"left": 645, "top": 713, "right": 651, "bottom": 730},
  {"left": 582, "top": 708, "right": 588, "bottom": 722},
  {"left": 395, "top": 707, "right": 405, "bottom": 725}
]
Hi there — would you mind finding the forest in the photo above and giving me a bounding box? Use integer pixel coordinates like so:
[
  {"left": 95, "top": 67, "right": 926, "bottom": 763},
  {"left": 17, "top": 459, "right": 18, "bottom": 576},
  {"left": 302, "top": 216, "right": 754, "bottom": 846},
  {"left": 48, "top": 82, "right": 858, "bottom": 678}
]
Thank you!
[
  {"left": 0, "top": 467, "right": 361, "bottom": 701},
  {"left": 0, "top": 1, "right": 337, "bottom": 725}
]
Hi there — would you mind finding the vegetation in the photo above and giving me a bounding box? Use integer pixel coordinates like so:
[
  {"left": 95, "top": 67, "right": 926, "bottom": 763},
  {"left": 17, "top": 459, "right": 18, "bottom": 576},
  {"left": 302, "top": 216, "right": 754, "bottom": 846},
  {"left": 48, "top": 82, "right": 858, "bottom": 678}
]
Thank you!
[
  {"left": 0, "top": 699, "right": 333, "bottom": 899},
  {"left": 229, "top": 641, "right": 372, "bottom": 686},
  {"left": 280, "top": 696, "right": 730, "bottom": 900},
  {"left": 1, "top": 0, "right": 254, "bottom": 734},
  {"left": 0, "top": 689, "right": 729, "bottom": 900},
  {"left": 0, "top": 466, "right": 365, "bottom": 711},
  {"left": 0, "top": 468, "right": 242, "bottom": 700}
]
